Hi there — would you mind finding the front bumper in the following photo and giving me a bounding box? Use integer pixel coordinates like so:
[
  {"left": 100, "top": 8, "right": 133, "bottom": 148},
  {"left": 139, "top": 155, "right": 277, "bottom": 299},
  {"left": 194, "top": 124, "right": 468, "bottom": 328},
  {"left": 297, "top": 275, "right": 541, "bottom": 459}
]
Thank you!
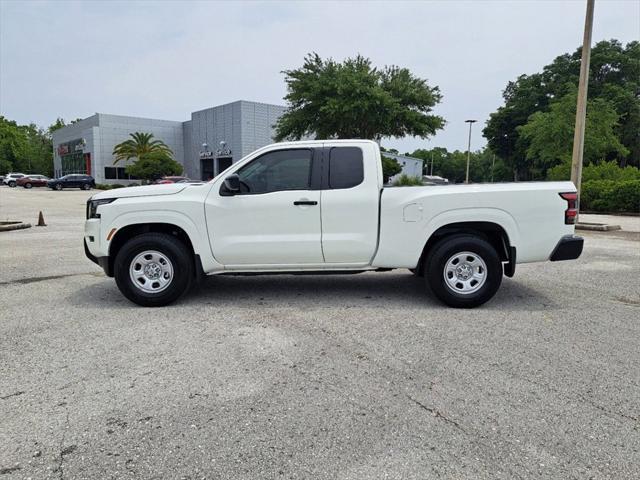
[
  {"left": 550, "top": 235, "right": 584, "bottom": 261},
  {"left": 84, "top": 238, "right": 111, "bottom": 276}
]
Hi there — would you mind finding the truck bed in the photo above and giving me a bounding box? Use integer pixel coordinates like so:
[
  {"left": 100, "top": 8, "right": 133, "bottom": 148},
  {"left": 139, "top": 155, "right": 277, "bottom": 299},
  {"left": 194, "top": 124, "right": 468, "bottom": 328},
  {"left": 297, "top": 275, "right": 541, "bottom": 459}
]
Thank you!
[{"left": 373, "top": 181, "right": 576, "bottom": 268}]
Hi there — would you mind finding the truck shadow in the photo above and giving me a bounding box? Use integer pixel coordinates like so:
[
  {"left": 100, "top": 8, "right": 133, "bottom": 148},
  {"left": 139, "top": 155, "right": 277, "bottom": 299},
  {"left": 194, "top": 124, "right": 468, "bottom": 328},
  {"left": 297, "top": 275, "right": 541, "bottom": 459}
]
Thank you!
[{"left": 68, "top": 271, "right": 556, "bottom": 311}]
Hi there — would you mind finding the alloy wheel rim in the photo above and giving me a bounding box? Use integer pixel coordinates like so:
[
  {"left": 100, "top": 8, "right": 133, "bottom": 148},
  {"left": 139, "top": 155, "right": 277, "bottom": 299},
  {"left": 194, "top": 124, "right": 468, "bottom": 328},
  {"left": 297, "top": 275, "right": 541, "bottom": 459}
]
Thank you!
[
  {"left": 443, "top": 251, "right": 487, "bottom": 295},
  {"left": 129, "top": 250, "right": 174, "bottom": 293}
]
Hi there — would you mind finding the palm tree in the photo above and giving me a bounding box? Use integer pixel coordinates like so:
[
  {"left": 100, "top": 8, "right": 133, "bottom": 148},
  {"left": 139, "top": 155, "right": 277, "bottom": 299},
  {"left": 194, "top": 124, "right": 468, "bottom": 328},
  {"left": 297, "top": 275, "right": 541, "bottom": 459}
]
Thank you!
[{"left": 112, "top": 132, "right": 173, "bottom": 164}]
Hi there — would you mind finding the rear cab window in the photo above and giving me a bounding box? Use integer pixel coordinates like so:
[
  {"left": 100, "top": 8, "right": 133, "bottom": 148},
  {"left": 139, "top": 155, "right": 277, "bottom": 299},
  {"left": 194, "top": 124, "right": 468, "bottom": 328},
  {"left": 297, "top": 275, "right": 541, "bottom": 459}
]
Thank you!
[{"left": 328, "top": 147, "right": 364, "bottom": 189}]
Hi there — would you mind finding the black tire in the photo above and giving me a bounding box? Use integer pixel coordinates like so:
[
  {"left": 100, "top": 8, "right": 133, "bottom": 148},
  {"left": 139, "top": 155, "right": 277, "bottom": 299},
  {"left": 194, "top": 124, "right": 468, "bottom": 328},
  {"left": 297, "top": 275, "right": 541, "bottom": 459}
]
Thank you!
[
  {"left": 8, "top": 181, "right": 16, "bottom": 188},
  {"left": 55, "top": 183, "right": 62, "bottom": 190},
  {"left": 24, "top": 183, "right": 33, "bottom": 189},
  {"left": 114, "top": 233, "right": 193, "bottom": 307},
  {"left": 424, "top": 234, "right": 502, "bottom": 308},
  {"left": 82, "top": 183, "right": 91, "bottom": 190},
  {"left": 409, "top": 268, "right": 423, "bottom": 277}
]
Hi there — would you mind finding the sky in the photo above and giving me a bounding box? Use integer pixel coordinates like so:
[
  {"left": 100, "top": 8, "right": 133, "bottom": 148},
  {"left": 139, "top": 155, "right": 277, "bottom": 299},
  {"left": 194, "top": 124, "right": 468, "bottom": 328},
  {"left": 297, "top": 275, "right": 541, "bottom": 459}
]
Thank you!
[{"left": 1, "top": 0, "right": 638, "bottom": 154}]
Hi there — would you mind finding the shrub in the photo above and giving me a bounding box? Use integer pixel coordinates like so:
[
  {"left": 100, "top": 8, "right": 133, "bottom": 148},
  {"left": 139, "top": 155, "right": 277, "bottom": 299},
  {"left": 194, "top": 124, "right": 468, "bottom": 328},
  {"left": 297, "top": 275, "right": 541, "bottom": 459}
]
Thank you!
[
  {"left": 547, "top": 160, "right": 640, "bottom": 182},
  {"left": 392, "top": 174, "right": 423, "bottom": 186},
  {"left": 581, "top": 179, "right": 640, "bottom": 212},
  {"left": 94, "top": 184, "right": 112, "bottom": 190}
]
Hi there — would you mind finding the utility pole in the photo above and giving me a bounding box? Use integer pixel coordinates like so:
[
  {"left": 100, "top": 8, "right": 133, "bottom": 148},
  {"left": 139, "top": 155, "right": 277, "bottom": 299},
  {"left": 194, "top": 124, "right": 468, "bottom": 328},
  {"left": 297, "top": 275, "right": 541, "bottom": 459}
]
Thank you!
[
  {"left": 570, "top": 0, "right": 595, "bottom": 218},
  {"left": 465, "top": 119, "right": 477, "bottom": 183},
  {"left": 430, "top": 152, "right": 434, "bottom": 176}
]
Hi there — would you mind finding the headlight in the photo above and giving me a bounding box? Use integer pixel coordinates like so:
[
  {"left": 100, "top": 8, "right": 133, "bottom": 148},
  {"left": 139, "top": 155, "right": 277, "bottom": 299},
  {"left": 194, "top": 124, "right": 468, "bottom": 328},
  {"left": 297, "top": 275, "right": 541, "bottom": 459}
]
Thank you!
[{"left": 87, "top": 198, "right": 116, "bottom": 219}]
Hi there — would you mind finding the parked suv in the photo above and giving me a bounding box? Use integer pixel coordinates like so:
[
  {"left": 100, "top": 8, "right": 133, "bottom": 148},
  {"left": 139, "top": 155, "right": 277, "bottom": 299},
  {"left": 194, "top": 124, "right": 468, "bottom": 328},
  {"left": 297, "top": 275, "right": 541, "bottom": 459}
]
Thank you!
[
  {"left": 3, "top": 173, "right": 26, "bottom": 187},
  {"left": 17, "top": 174, "right": 50, "bottom": 188},
  {"left": 48, "top": 174, "right": 95, "bottom": 190}
]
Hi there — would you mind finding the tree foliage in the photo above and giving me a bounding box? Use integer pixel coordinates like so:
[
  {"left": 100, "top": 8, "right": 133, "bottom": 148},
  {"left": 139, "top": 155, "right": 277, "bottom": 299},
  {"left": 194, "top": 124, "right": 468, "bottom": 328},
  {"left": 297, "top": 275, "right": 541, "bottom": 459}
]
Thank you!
[
  {"left": 483, "top": 39, "right": 640, "bottom": 179},
  {"left": 112, "top": 132, "right": 173, "bottom": 164},
  {"left": 125, "top": 152, "right": 182, "bottom": 181},
  {"left": 381, "top": 155, "right": 402, "bottom": 183},
  {"left": 0, "top": 116, "right": 56, "bottom": 175},
  {"left": 409, "top": 147, "right": 511, "bottom": 184},
  {"left": 517, "top": 90, "right": 628, "bottom": 178},
  {"left": 275, "top": 53, "right": 445, "bottom": 142}
]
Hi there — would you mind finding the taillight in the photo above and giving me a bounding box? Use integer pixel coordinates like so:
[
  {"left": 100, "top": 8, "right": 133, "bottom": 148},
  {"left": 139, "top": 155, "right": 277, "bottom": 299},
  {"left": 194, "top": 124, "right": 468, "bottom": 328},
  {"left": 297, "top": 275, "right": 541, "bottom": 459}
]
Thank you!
[{"left": 560, "top": 192, "right": 578, "bottom": 225}]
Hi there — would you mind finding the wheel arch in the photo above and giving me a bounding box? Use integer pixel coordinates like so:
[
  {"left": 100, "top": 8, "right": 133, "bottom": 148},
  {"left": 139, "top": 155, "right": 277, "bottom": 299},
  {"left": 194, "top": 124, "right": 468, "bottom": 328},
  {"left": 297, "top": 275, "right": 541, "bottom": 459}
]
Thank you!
[
  {"left": 416, "top": 221, "right": 515, "bottom": 277},
  {"left": 107, "top": 223, "right": 202, "bottom": 278}
]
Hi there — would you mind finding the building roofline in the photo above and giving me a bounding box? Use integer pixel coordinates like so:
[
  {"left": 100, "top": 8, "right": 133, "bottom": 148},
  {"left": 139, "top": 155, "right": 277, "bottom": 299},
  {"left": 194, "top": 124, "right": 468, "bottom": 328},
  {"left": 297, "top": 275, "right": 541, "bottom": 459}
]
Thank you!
[{"left": 190, "top": 99, "right": 286, "bottom": 115}]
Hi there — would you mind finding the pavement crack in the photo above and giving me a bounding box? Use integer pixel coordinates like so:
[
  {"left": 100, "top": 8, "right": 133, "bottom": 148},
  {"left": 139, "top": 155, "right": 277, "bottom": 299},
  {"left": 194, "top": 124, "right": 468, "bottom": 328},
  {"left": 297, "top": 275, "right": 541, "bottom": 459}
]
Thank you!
[
  {"left": 0, "top": 466, "right": 21, "bottom": 475},
  {"left": 0, "top": 391, "right": 24, "bottom": 400},
  {"left": 576, "top": 394, "right": 639, "bottom": 425},
  {"left": 406, "top": 395, "right": 466, "bottom": 433},
  {"left": 56, "top": 409, "right": 71, "bottom": 480},
  {"left": 0, "top": 272, "right": 103, "bottom": 287}
]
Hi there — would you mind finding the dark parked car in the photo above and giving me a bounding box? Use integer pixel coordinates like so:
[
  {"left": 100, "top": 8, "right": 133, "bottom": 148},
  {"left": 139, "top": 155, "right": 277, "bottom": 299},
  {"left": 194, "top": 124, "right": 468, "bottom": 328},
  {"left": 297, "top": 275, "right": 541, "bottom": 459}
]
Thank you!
[
  {"left": 47, "top": 174, "right": 95, "bottom": 191},
  {"left": 17, "top": 174, "right": 50, "bottom": 188}
]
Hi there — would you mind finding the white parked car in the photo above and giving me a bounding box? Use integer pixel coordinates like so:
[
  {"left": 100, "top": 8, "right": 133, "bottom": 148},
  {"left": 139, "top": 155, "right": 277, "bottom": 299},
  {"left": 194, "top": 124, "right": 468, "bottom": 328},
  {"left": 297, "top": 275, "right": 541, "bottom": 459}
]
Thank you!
[
  {"left": 84, "top": 140, "right": 583, "bottom": 308},
  {"left": 3, "top": 173, "right": 26, "bottom": 187}
]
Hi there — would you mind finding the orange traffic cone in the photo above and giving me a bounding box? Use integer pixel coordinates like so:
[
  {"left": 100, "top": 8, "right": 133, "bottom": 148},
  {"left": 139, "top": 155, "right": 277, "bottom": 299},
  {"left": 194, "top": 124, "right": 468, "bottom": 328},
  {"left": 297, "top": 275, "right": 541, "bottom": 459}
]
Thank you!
[{"left": 37, "top": 211, "right": 47, "bottom": 227}]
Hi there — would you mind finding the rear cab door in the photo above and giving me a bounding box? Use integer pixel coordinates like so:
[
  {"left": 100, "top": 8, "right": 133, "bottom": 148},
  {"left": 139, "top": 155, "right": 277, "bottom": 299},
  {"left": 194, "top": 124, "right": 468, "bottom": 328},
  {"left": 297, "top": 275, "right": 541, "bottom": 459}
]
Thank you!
[{"left": 320, "top": 141, "right": 382, "bottom": 265}]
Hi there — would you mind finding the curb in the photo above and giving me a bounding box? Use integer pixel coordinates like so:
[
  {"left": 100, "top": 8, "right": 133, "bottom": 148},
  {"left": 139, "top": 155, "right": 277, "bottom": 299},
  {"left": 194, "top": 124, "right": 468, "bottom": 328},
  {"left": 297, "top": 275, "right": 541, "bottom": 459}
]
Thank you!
[
  {"left": 0, "top": 222, "right": 32, "bottom": 232},
  {"left": 576, "top": 222, "right": 622, "bottom": 232}
]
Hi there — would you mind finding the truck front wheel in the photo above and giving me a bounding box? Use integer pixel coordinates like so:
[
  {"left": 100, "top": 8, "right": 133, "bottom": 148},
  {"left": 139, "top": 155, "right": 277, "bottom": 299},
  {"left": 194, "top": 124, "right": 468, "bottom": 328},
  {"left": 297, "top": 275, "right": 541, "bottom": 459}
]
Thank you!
[
  {"left": 114, "top": 233, "right": 193, "bottom": 307},
  {"left": 424, "top": 234, "right": 502, "bottom": 308}
]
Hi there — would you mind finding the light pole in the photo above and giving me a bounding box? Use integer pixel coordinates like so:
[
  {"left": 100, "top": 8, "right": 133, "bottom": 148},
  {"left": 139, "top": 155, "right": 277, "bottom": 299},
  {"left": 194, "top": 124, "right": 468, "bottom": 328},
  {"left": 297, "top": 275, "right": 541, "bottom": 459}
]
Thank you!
[
  {"left": 570, "top": 0, "right": 595, "bottom": 221},
  {"left": 465, "top": 119, "right": 477, "bottom": 184}
]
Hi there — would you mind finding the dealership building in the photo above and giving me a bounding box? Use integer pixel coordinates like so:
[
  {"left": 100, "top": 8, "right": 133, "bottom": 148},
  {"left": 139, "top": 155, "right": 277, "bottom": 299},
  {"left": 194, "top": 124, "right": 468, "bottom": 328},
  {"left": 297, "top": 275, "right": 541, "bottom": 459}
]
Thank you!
[
  {"left": 52, "top": 100, "right": 287, "bottom": 183},
  {"left": 52, "top": 99, "right": 425, "bottom": 184}
]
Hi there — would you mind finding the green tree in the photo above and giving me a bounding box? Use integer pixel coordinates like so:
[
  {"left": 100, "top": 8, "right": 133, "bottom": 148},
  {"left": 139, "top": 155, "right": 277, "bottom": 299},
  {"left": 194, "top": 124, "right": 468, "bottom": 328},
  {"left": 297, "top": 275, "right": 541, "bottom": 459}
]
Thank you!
[
  {"left": 482, "top": 74, "right": 548, "bottom": 180},
  {"left": 409, "top": 147, "right": 511, "bottom": 183},
  {"left": 484, "top": 39, "right": 640, "bottom": 178},
  {"left": 0, "top": 116, "right": 53, "bottom": 175},
  {"left": 125, "top": 152, "right": 182, "bottom": 181},
  {"left": 381, "top": 155, "right": 402, "bottom": 183},
  {"left": 48, "top": 117, "right": 83, "bottom": 134},
  {"left": 112, "top": 132, "right": 173, "bottom": 165},
  {"left": 517, "top": 90, "right": 628, "bottom": 178},
  {"left": 275, "top": 53, "right": 445, "bottom": 142}
]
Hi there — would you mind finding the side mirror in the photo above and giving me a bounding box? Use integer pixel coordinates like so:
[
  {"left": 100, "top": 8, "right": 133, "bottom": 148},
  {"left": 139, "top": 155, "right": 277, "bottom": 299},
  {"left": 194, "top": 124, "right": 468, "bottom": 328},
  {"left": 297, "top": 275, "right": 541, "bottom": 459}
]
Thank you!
[{"left": 222, "top": 174, "right": 241, "bottom": 195}]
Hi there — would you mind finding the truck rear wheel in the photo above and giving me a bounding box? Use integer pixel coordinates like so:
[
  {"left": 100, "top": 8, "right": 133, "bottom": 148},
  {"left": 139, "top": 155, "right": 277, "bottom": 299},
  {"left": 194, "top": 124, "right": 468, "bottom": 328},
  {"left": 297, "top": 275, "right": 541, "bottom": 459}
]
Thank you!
[
  {"left": 114, "top": 233, "right": 193, "bottom": 307},
  {"left": 424, "top": 234, "right": 502, "bottom": 308}
]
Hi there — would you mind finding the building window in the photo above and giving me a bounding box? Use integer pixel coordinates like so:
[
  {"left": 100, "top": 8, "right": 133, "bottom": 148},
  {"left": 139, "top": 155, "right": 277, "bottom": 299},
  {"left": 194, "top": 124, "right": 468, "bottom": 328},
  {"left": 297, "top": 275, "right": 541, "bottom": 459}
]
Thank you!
[
  {"left": 104, "top": 166, "right": 138, "bottom": 181},
  {"left": 61, "top": 152, "right": 86, "bottom": 175}
]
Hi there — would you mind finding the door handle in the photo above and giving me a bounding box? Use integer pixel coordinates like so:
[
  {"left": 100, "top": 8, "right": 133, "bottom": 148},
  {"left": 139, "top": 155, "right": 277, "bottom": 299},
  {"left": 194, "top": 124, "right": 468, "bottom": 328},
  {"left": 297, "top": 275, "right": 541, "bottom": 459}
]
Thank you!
[{"left": 293, "top": 200, "right": 318, "bottom": 206}]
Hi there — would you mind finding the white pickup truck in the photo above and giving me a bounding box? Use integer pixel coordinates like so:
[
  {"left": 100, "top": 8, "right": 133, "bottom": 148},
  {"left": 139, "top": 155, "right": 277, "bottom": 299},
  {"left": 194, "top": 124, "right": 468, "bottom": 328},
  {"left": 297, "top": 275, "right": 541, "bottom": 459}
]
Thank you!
[{"left": 84, "top": 140, "right": 583, "bottom": 308}]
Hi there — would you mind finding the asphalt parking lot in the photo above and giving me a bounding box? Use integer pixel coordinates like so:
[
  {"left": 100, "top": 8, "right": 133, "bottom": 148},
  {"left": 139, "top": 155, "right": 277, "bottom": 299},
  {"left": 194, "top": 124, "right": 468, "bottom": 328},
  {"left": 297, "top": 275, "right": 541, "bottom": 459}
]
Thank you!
[{"left": 1, "top": 186, "right": 639, "bottom": 479}]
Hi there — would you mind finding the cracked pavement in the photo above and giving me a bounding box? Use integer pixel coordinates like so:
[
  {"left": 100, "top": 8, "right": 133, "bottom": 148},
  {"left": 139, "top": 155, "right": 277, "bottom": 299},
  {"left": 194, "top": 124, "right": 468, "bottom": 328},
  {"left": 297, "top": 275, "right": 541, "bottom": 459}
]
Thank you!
[{"left": 1, "top": 187, "right": 639, "bottom": 479}]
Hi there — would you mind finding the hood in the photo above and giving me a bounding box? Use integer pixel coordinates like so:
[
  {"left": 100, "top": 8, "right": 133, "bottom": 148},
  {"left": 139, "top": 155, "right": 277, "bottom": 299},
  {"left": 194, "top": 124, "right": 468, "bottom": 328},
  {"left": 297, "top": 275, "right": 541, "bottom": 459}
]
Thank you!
[{"left": 91, "top": 183, "right": 190, "bottom": 200}]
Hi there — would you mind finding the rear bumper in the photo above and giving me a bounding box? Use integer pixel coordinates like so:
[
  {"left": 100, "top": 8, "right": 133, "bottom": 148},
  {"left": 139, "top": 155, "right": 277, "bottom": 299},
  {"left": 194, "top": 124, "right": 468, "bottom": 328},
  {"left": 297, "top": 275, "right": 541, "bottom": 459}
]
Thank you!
[
  {"left": 550, "top": 235, "right": 584, "bottom": 262},
  {"left": 84, "top": 238, "right": 111, "bottom": 276}
]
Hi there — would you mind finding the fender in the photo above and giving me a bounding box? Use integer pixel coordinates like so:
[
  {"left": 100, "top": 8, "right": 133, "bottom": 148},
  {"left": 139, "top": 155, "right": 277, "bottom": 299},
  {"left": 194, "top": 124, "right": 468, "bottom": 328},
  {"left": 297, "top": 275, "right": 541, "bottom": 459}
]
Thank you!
[
  {"left": 106, "top": 209, "right": 223, "bottom": 274},
  {"left": 423, "top": 207, "right": 520, "bottom": 249}
]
